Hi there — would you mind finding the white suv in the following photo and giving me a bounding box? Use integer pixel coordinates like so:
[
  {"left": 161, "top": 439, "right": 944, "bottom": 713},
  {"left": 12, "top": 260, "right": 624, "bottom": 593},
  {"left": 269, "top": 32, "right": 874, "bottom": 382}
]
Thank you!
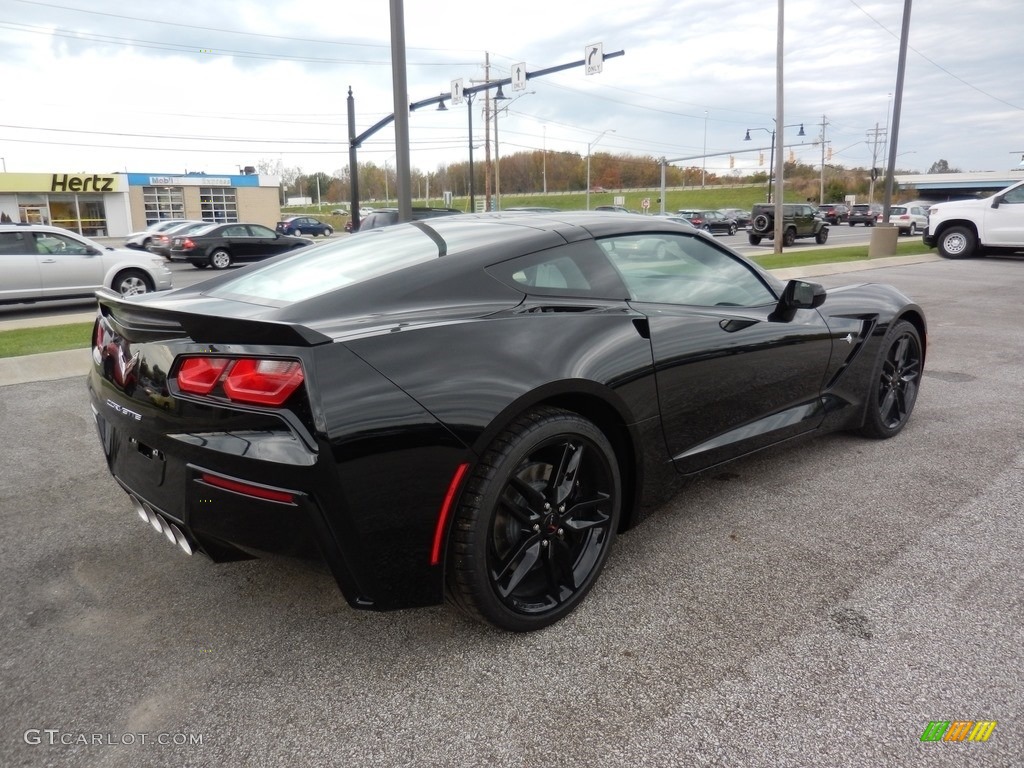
[
  {"left": 887, "top": 203, "right": 929, "bottom": 236},
  {"left": 0, "top": 224, "right": 173, "bottom": 305}
]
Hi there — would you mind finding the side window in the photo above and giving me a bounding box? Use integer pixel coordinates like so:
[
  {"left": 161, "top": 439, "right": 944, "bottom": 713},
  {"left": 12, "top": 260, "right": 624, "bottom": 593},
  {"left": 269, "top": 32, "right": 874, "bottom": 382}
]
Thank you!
[
  {"left": 0, "top": 231, "right": 29, "bottom": 255},
  {"left": 33, "top": 232, "right": 90, "bottom": 255},
  {"left": 249, "top": 225, "right": 277, "bottom": 237},
  {"left": 222, "top": 226, "right": 248, "bottom": 237},
  {"left": 601, "top": 233, "right": 777, "bottom": 307},
  {"left": 486, "top": 241, "right": 627, "bottom": 299},
  {"left": 1001, "top": 185, "right": 1024, "bottom": 204}
]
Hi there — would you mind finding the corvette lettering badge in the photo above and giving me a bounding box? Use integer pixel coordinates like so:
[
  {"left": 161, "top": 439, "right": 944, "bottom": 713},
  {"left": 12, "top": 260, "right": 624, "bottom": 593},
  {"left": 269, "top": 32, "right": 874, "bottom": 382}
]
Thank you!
[{"left": 106, "top": 398, "right": 142, "bottom": 421}]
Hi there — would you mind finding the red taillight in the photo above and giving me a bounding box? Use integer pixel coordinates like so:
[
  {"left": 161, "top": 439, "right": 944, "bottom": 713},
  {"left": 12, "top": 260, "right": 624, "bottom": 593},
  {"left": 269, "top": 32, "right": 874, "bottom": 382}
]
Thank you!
[
  {"left": 177, "top": 357, "right": 304, "bottom": 406},
  {"left": 181, "top": 237, "right": 195, "bottom": 249},
  {"left": 178, "top": 357, "right": 231, "bottom": 395},
  {"left": 222, "top": 359, "right": 305, "bottom": 405}
]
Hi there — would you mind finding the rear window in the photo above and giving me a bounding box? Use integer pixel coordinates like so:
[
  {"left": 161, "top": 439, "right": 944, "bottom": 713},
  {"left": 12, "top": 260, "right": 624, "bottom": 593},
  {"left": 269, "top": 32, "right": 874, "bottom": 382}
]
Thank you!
[
  {"left": 205, "top": 220, "right": 485, "bottom": 305},
  {"left": 890, "top": 207, "right": 907, "bottom": 215}
]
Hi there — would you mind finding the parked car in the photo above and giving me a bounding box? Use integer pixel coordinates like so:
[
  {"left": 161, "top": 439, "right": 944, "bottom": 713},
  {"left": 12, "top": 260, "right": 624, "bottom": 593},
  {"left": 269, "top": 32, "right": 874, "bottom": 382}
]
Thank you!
[
  {"left": 923, "top": 180, "right": 1024, "bottom": 259},
  {"left": 848, "top": 203, "right": 883, "bottom": 226},
  {"left": 719, "top": 208, "right": 751, "bottom": 228},
  {"left": 167, "top": 222, "right": 312, "bottom": 269},
  {"left": 817, "top": 203, "right": 850, "bottom": 224},
  {"left": 124, "top": 219, "right": 198, "bottom": 250},
  {"left": 149, "top": 221, "right": 213, "bottom": 259},
  {"left": 887, "top": 204, "right": 929, "bottom": 236},
  {"left": 357, "top": 207, "right": 462, "bottom": 231},
  {"left": 677, "top": 210, "right": 738, "bottom": 235},
  {"left": 87, "top": 211, "right": 925, "bottom": 631},
  {"left": 748, "top": 203, "right": 829, "bottom": 246},
  {"left": 276, "top": 216, "right": 333, "bottom": 238},
  {"left": 0, "top": 223, "right": 172, "bottom": 304}
]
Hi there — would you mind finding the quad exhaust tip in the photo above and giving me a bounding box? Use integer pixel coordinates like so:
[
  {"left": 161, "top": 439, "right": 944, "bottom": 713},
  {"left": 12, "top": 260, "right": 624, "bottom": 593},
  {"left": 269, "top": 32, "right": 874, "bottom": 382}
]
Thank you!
[{"left": 130, "top": 495, "right": 194, "bottom": 556}]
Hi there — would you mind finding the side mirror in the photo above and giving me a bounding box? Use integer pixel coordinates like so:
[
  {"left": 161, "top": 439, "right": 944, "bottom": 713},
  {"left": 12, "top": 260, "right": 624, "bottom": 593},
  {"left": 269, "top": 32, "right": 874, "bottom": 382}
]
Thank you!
[
  {"left": 772, "top": 279, "right": 826, "bottom": 322},
  {"left": 991, "top": 195, "right": 1003, "bottom": 209}
]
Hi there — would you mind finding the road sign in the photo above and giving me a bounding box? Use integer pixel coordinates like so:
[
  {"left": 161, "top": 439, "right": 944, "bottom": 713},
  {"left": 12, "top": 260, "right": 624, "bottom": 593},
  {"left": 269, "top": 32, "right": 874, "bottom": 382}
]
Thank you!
[
  {"left": 585, "top": 43, "right": 604, "bottom": 75},
  {"left": 451, "top": 79, "right": 464, "bottom": 106},
  {"left": 511, "top": 62, "right": 526, "bottom": 91}
]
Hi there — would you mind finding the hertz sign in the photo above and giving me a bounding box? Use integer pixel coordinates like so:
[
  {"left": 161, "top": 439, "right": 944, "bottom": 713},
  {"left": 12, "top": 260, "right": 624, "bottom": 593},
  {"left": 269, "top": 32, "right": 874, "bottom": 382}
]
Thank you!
[{"left": 50, "top": 174, "right": 118, "bottom": 192}]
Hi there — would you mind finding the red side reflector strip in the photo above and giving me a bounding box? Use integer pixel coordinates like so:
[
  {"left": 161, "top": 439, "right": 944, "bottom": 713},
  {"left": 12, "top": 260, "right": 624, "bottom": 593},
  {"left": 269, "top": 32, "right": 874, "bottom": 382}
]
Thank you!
[
  {"left": 430, "top": 462, "right": 470, "bottom": 566},
  {"left": 200, "top": 473, "right": 295, "bottom": 504}
]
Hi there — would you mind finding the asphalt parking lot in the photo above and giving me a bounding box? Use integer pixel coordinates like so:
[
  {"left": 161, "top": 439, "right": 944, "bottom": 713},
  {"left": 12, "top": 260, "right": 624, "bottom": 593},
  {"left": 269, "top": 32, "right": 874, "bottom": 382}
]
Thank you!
[{"left": 1, "top": 257, "right": 1021, "bottom": 767}]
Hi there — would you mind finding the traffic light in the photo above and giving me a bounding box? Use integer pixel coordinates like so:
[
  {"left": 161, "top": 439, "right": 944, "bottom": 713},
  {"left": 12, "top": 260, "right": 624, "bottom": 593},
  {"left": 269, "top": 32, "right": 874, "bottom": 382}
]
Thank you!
[
  {"left": 827, "top": 146, "right": 833, "bottom": 161},
  {"left": 758, "top": 153, "right": 764, "bottom": 166}
]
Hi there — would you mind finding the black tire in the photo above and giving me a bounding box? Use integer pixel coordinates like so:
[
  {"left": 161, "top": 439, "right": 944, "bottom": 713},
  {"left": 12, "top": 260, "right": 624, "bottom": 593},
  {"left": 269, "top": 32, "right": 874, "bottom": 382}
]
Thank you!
[
  {"left": 858, "top": 320, "right": 923, "bottom": 439},
  {"left": 908, "top": 223, "right": 917, "bottom": 236},
  {"left": 815, "top": 227, "right": 829, "bottom": 244},
  {"left": 728, "top": 224, "right": 737, "bottom": 235},
  {"left": 782, "top": 227, "right": 796, "bottom": 247},
  {"left": 193, "top": 263, "right": 208, "bottom": 269},
  {"left": 209, "top": 249, "right": 232, "bottom": 269},
  {"left": 112, "top": 269, "right": 153, "bottom": 297},
  {"left": 748, "top": 234, "right": 762, "bottom": 245},
  {"left": 937, "top": 225, "right": 977, "bottom": 259},
  {"left": 447, "top": 407, "right": 621, "bottom": 632},
  {"left": 753, "top": 214, "right": 771, "bottom": 232},
  {"left": 293, "top": 228, "right": 303, "bottom": 237},
  {"left": 849, "top": 221, "right": 856, "bottom": 227},
  {"left": 322, "top": 227, "right": 333, "bottom": 237}
]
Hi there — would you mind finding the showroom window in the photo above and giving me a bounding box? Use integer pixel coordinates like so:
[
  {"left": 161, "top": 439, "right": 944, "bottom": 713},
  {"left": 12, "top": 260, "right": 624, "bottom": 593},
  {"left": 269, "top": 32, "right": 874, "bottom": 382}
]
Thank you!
[
  {"left": 200, "top": 187, "right": 237, "bottom": 223},
  {"left": 143, "top": 186, "right": 185, "bottom": 224}
]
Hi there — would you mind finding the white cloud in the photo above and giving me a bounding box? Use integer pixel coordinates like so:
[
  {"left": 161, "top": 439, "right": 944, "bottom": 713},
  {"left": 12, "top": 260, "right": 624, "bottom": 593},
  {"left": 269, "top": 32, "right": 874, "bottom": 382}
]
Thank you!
[{"left": 0, "top": 0, "right": 1020, "bottom": 177}]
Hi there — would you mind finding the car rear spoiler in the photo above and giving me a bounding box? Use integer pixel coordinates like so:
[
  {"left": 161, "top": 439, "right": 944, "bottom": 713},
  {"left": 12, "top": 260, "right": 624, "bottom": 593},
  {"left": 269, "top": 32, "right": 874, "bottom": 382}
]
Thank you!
[{"left": 95, "top": 289, "right": 333, "bottom": 347}]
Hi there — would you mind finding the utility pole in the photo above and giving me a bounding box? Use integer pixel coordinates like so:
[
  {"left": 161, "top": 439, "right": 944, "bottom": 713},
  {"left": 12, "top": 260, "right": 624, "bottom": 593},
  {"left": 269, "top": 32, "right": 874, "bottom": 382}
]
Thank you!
[
  {"left": 866, "top": 123, "right": 886, "bottom": 202},
  {"left": 819, "top": 114, "right": 828, "bottom": 204}
]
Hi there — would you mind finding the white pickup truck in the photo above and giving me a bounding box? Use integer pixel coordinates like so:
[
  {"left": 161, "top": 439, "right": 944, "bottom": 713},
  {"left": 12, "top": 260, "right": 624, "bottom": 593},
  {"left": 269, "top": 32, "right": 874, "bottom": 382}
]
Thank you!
[{"left": 924, "top": 178, "right": 1024, "bottom": 258}]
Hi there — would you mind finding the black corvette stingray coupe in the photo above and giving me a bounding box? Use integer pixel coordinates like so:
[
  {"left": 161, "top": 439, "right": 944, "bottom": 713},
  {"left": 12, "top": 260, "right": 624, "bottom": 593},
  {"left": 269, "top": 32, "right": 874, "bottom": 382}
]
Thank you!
[{"left": 87, "top": 212, "right": 926, "bottom": 631}]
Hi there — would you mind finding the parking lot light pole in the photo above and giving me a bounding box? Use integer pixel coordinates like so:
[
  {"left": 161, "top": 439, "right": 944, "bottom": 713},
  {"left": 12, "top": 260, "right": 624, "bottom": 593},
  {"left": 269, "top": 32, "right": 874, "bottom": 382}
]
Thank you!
[{"left": 586, "top": 129, "right": 616, "bottom": 210}]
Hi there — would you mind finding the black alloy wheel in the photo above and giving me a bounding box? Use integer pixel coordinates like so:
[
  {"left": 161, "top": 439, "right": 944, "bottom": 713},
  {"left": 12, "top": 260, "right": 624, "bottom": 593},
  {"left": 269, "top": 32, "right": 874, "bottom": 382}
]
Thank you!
[
  {"left": 447, "top": 407, "right": 621, "bottom": 631},
  {"left": 859, "top": 320, "right": 923, "bottom": 439}
]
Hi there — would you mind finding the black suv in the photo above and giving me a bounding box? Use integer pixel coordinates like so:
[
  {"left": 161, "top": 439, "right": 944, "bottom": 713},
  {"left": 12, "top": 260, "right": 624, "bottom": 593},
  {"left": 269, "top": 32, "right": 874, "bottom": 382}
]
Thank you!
[
  {"left": 748, "top": 203, "right": 829, "bottom": 246},
  {"left": 354, "top": 207, "right": 461, "bottom": 231},
  {"left": 817, "top": 203, "right": 849, "bottom": 224},
  {"left": 848, "top": 203, "right": 882, "bottom": 226}
]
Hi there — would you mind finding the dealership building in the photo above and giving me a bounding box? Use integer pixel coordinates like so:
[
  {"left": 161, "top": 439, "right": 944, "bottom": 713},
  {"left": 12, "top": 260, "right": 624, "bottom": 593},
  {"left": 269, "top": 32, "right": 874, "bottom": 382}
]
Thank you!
[{"left": 0, "top": 171, "right": 281, "bottom": 237}]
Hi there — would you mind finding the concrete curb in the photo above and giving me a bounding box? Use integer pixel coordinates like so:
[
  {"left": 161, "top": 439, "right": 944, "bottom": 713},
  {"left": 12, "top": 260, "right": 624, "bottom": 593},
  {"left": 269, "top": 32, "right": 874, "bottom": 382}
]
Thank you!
[{"left": 0, "top": 253, "right": 943, "bottom": 388}]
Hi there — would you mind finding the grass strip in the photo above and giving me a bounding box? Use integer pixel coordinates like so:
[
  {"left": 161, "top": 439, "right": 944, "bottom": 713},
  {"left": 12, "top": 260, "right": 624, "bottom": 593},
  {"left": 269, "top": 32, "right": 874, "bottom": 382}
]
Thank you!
[
  {"left": 750, "top": 240, "right": 933, "bottom": 270},
  {"left": 0, "top": 322, "right": 94, "bottom": 359}
]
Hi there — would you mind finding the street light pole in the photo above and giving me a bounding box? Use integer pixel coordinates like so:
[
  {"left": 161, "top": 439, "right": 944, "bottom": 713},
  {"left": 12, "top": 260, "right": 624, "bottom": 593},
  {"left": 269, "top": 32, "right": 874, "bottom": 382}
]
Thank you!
[
  {"left": 586, "top": 128, "right": 615, "bottom": 210},
  {"left": 702, "top": 110, "right": 708, "bottom": 189}
]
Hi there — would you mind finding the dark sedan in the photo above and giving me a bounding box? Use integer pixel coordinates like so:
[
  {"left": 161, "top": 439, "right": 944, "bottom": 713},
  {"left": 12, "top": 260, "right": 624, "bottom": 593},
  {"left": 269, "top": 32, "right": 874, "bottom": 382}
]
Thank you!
[
  {"left": 167, "top": 222, "right": 311, "bottom": 269},
  {"left": 276, "top": 216, "right": 333, "bottom": 238},
  {"left": 87, "top": 212, "right": 925, "bottom": 632}
]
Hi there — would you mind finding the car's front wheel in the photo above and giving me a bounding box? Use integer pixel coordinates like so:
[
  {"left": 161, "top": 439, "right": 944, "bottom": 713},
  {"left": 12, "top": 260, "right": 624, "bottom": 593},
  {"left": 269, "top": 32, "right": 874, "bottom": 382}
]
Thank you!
[
  {"left": 937, "top": 225, "right": 977, "bottom": 259},
  {"left": 858, "top": 320, "right": 922, "bottom": 439},
  {"left": 209, "top": 249, "right": 232, "bottom": 269},
  {"left": 447, "top": 407, "right": 621, "bottom": 632},
  {"left": 113, "top": 269, "right": 153, "bottom": 297},
  {"left": 728, "top": 224, "right": 737, "bottom": 235}
]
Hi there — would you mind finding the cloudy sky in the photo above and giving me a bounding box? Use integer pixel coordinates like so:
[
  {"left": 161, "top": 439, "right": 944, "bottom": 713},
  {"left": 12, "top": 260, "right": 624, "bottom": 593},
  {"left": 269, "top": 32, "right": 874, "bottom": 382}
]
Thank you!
[{"left": 0, "top": 0, "right": 1021, "bottom": 181}]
